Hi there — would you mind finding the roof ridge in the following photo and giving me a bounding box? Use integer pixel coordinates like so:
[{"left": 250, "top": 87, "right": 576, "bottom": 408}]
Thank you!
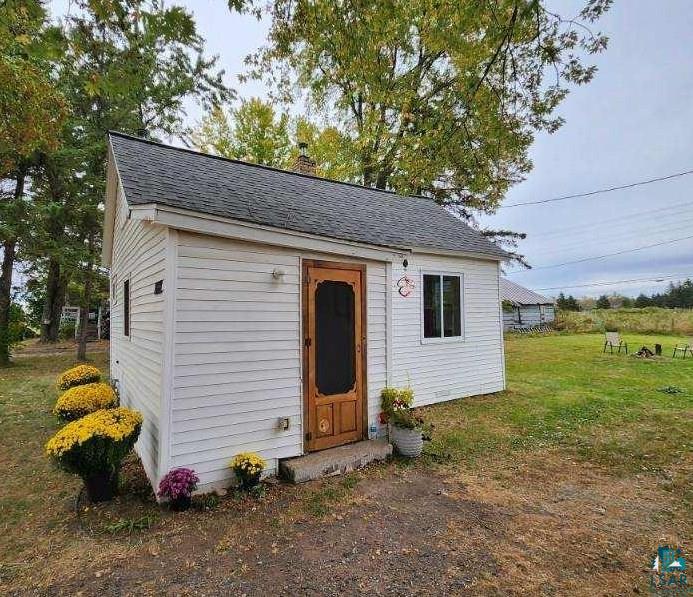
[{"left": 107, "top": 130, "right": 433, "bottom": 203}]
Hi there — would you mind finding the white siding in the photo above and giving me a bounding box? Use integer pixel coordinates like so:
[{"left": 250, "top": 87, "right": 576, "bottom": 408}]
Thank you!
[
  {"left": 109, "top": 186, "right": 167, "bottom": 485},
  {"left": 504, "top": 304, "right": 556, "bottom": 329},
  {"left": 391, "top": 254, "right": 505, "bottom": 406},
  {"left": 170, "top": 233, "right": 388, "bottom": 489}
]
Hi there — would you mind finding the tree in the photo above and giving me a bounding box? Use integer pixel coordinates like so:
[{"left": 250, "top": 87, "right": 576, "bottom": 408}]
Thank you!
[
  {"left": 595, "top": 295, "right": 611, "bottom": 309},
  {"left": 192, "top": 100, "right": 361, "bottom": 181},
  {"left": 0, "top": 0, "right": 67, "bottom": 365},
  {"left": 249, "top": 0, "right": 610, "bottom": 259},
  {"left": 557, "top": 292, "right": 581, "bottom": 311},
  {"left": 28, "top": 0, "right": 232, "bottom": 358},
  {"left": 193, "top": 100, "right": 291, "bottom": 167},
  {"left": 620, "top": 296, "right": 633, "bottom": 308},
  {"left": 634, "top": 294, "right": 650, "bottom": 308}
]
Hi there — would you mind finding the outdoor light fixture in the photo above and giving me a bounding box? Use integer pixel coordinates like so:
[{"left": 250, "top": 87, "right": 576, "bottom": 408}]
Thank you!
[
  {"left": 272, "top": 268, "right": 286, "bottom": 280},
  {"left": 277, "top": 417, "right": 290, "bottom": 431},
  {"left": 402, "top": 258, "right": 409, "bottom": 268}
]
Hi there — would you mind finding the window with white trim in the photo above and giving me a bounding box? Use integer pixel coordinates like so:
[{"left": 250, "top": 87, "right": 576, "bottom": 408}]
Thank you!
[{"left": 422, "top": 273, "right": 463, "bottom": 340}]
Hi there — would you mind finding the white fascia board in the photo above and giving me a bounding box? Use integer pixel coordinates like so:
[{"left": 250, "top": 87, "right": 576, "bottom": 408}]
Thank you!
[
  {"left": 409, "top": 246, "right": 507, "bottom": 263},
  {"left": 130, "top": 203, "right": 410, "bottom": 263},
  {"left": 101, "top": 147, "right": 118, "bottom": 267}
]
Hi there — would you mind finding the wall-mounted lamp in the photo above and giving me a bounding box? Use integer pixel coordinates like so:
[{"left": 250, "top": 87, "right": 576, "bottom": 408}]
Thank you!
[
  {"left": 272, "top": 268, "right": 286, "bottom": 280},
  {"left": 277, "top": 417, "right": 290, "bottom": 431},
  {"left": 402, "top": 258, "right": 409, "bottom": 269}
]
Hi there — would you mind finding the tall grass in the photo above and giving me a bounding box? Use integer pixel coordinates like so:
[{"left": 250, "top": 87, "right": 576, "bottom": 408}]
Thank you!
[{"left": 556, "top": 307, "right": 693, "bottom": 335}]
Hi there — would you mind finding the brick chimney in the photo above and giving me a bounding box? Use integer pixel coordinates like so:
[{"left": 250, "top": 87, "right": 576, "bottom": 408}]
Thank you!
[{"left": 292, "top": 142, "right": 317, "bottom": 176}]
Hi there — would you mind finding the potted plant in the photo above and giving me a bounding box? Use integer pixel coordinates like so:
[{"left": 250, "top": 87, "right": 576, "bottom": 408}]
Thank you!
[
  {"left": 158, "top": 467, "right": 199, "bottom": 511},
  {"left": 45, "top": 407, "right": 142, "bottom": 502},
  {"left": 53, "top": 382, "right": 117, "bottom": 421},
  {"left": 56, "top": 364, "right": 102, "bottom": 390},
  {"left": 230, "top": 452, "right": 266, "bottom": 490},
  {"left": 380, "top": 387, "right": 428, "bottom": 457}
]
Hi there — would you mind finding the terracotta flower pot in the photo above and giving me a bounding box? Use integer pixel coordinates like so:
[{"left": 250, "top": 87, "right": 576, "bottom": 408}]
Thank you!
[
  {"left": 390, "top": 425, "right": 423, "bottom": 457},
  {"left": 84, "top": 470, "right": 118, "bottom": 503},
  {"left": 170, "top": 495, "right": 192, "bottom": 512}
]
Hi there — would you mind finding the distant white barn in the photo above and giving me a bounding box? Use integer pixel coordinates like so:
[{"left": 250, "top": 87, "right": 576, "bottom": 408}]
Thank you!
[
  {"left": 501, "top": 279, "right": 555, "bottom": 331},
  {"left": 103, "top": 132, "right": 510, "bottom": 492}
]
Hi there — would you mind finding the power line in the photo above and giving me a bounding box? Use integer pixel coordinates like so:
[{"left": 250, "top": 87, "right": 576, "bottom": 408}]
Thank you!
[
  {"left": 530, "top": 200, "right": 693, "bottom": 240},
  {"left": 530, "top": 217, "right": 693, "bottom": 256},
  {"left": 511, "top": 234, "right": 693, "bottom": 272},
  {"left": 501, "top": 169, "right": 693, "bottom": 208},
  {"left": 536, "top": 274, "right": 692, "bottom": 292}
]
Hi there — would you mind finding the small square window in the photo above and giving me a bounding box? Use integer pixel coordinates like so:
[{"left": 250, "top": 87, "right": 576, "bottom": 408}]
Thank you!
[{"left": 422, "top": 273, "right": 463, "bottom": 340}]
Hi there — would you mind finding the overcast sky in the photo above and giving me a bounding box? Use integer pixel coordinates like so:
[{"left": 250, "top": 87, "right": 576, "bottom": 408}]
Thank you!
[{"left": 51, "top": 1, "right": 693, "bottom": 298}]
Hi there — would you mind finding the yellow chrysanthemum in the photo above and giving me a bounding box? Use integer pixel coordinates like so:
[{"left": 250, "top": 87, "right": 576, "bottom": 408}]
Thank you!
[
  {"left": 230, "top": 452, "right": 266, "bottom": 475},
  {"left": 54, "top": 383, "right": 117, "bottom": 421},
  {"left": 45, "top": 407, "right": 143, "bottom": 458},
  {"left": 56, "top": 364, "right": 101, "bottom": 390}
]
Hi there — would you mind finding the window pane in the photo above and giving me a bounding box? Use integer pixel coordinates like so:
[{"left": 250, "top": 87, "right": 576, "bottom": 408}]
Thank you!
[
  {"left": 123, "top": 280, "right": 130, "bottom": 337},
  {"left": 315, "top": 280, "right": 355, "bottom": 395},
  {"left": 423, "top": 275, "right": 441, "bottom": 338},
  {"left": 443, "top": 276, "right": 461, "bottom": 337}
]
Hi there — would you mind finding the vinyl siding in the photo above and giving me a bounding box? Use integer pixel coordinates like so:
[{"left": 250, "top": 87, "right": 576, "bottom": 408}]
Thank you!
[
  {"left": 170, "top": 232, "right": 387, "bottom": 489},
  {"left": 391, "top": 254, "right": 505, "bottom": 406},
  {"left": 109, "top": 185, "right": 167, "bottom": 485},
  {"left": 503, "top": 304, "right": 555, "bottom": 329}
]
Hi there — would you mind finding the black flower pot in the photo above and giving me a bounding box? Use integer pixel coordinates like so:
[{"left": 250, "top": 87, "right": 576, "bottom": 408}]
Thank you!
[
  {"left": 84, "top": 470, "right": 118, "bottom": 503},
  {"left": 239, "top": 472, "right": 261, "bottom": 490},
  {"left": 170, "top": 495, "right": 192, "bottom": 512}
]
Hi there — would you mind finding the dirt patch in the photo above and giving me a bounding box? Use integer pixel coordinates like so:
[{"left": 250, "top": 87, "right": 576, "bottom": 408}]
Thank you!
[{"left": 5, "top": 452, "right": 689, "bottom": 596}]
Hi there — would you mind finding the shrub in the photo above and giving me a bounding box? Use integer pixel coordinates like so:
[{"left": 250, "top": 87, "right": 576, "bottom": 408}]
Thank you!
[
  {"left": 158, "top": 467, "right": 199, "bottom": 501},
  {"left": 230, "top": 452, "right": 266, "bottom": 489},
  {"left": 380, "top": 387, "right": 430, "bottom": 436},
  {"left": 45, "top": 407, "right": 142, "bottom": 479},
  {"left": 54, "top": 382, "right": 117, "bottom": 421},
  {"left": 59, "top": 322, "right": 76, "bottom": 341},
  {"left": 380, "top": 386, "right": 414, "bottom": 415},
  {"left": 57, "top": 364, "right": 101, "bottom": 390}
]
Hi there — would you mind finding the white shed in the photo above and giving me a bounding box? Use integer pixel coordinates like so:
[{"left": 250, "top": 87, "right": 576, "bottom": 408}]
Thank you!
[
  {"left": 103, "top": 132, "right": 509, "bottom": 492},
  {"left": 501, "top": 278, "right": 555, "bottom": 330}
]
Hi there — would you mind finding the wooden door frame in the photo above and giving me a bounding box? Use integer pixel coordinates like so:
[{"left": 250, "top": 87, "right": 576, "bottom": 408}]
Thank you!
[{"left": 302, "top": 259, "right": 368, "bottom": 452}]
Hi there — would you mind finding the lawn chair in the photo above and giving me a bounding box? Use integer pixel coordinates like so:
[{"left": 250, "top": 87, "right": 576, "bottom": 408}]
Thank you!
[
  {"left": 673, "top": 338, "right": 692, "bottom": 358},
  {"left": 603, "top": 331, "right": 628, "bottom": 354}
]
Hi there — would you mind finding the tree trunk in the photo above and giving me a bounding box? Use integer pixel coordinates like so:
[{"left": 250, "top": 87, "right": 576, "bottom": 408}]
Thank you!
[
  {"left": 40, "top": 258, "right": 68, "bottom": 343},
  {"left": 0, "top": 240, "right": 17, "bottom": 366},
  {"left": 77, "top": 237, "right": 95, "bottom": 361},
  {"left": 0, "top": 171, "right": 26, "bottom": 366},
  {"left": 39, "top": 154, "right": 69, "bottom": 343}
]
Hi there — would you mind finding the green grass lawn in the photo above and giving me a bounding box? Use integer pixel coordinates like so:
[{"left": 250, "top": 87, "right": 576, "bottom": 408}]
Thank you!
[
  {"left": 0, "top": 335, "right": 691, "bottom": 592},
  {"left": 426, "top": 333, "right": 692, "bottom": 497}
]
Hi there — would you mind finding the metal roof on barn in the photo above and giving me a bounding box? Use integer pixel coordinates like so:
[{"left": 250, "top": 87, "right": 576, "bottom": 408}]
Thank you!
[
  {"left": 501, "top": 278, "right": 554, "bottom": 306},
  {"left": 108, "top": 132, "right": 509, "bottom": 259}
]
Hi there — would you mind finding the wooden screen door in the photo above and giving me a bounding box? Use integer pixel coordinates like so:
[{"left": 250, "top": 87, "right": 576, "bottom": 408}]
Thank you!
[{"left": 303, "top": 260, "right": 366, "bottom": 452}]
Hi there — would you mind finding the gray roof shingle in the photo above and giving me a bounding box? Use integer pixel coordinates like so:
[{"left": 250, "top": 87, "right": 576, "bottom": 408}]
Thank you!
[
  {"left": 109, "top": 132, "right": 508, "bottom": 259},
  {"left": 501, "top": 278, "right": 554, "bottom": 306}
]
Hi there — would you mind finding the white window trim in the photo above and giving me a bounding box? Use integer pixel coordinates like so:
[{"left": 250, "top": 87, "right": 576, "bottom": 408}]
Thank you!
[{"left": 420, "top": 270, "right": 465, "bottom": 344}]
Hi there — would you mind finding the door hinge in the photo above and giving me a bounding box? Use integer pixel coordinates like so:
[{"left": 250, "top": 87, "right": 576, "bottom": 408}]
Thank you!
[
  {"left": 305, "top": 337, "right": 312, "bottom": 347},
  {"left": 305, "top": 432, "right": 312, "bottom": 441}
]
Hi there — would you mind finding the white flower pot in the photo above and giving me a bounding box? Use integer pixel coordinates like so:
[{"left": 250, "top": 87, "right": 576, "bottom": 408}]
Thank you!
[{"left": 390, "top": 425, "right": 423, "bottom": 457}]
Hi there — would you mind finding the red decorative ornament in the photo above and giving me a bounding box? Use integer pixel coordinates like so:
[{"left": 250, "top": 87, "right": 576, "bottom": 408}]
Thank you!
[{"left": 397, "top": 275, "right": 415, "bottom": 297}]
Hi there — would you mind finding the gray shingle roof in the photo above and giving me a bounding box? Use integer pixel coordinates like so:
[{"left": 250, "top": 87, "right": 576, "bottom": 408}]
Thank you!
[
  {"left": 108, "top": 132, "right": 508, "bottom": 259},
  {"left": 501, "top": 278, "right": 554, "bottom": 306}
]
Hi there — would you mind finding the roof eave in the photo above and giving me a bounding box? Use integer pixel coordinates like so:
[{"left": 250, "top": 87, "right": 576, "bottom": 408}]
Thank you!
[{"left": 130, "top": 203, "right": 411, "bottom": 262}]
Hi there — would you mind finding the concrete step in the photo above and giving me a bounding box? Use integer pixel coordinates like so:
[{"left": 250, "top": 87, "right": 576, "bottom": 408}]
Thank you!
[{"left": 279, "top": 439, "right": 392, "bottom": 483}]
